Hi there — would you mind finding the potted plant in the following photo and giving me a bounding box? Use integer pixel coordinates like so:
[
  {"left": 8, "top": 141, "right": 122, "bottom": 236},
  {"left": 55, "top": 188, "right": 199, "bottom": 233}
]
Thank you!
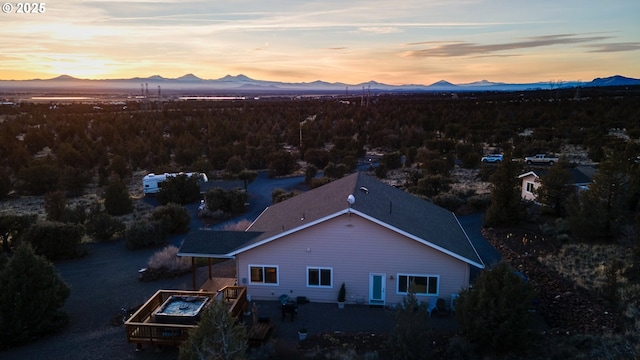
[
  {"left": 337, "top": 282, "right": 346, "bottom": 309},
  {"left": 298, "top": 327, "right": 308, "bottom": 341}
]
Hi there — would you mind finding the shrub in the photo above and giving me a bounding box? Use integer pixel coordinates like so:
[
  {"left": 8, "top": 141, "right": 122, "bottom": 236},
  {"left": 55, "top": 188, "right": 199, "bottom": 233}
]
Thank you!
[
  {"left": 0, "top": 243, "right": 70, "bottom": 348},
  {"left": 457, "top": 151, "right": 481, "bottom": 169},
  {"left": 59, "top": 203, "right": 87, "bottom": 225},
  {"left": 151, "top": 203, "right": 190, "bottom": 234},
  {"left": 204, "top": 188, "right": 248, "bottom": 215},
  {"left": 309, "top": 177, "right": 333, "bottom": 189},
  {"left": 324, "top": 162, "right": 347, "bottom": 179},
  {"left": 375, "top": 163, "right": 388, "bottom": 179},
  {"left": 467, "top": 194, "right": 491, "bottom": 211},
  {"left": 271, "top": 188, "right": 301, "bottom": 204},
  {"left": 221, "top": 219, "right": 252, "bottom": 231},
  {"left": 85, "top": 212, "right": 125, "bottom": 242},
  {"left": 21, "top": 221, "right": 85, "bottom": 260},
  {"left": 382, "top": 152, "right": 403, "bottom": 170},
  {"left": 539, "top": 217, "right": 571, "bottom": 239},
  {"left": 432, "top": 193, "right": 464, "bottom": 212},
  {"left": 125, "top": 219, "right": 166, "bottom": 250},
  {"left": 147, "top": 245, "right": 189, "bottom": 271},
  {"left": 141, "top": 245, "right": 191, "bottom": 281},
  {"left": 476, "top": 165, "right": 497, "bottom": 181},
  {"left": 456, "top": 261, "right": 535, "bottom": 355},
  {"left": 415, "top": 174, "right": 452, "bottom": 198}
]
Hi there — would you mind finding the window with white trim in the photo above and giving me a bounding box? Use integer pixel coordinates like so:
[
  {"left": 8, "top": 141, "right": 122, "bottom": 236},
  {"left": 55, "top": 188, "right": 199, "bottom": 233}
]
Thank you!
[
  {"left": 307, "top": 267, "right": 332, "bottom": 288},
  {"left": 249, "top": 265, "right": 278, "bottom": 285},
  {"left": 525, "top": 182, "right": 535, "bottom": 193},
  {"left": 397, "top": 274, "right": 439, "bottom": 295}
]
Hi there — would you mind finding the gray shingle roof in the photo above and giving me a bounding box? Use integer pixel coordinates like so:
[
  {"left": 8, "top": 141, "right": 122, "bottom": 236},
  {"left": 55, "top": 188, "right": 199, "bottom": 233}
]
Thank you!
[
  {"left": 245, "top": 172, "right": 483, "bottom": 267},
  {"left": 519, "top": 167, "right": 593, "bottom": 185},
  {"left": 179, "top": 172, "right": 484, "bottom": 268},
  {"left": 178, "top": 230, "right": 262, "bottom": 258}
]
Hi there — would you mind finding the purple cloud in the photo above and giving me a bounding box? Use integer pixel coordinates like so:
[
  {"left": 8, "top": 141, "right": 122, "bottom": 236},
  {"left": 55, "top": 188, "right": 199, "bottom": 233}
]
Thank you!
[{"left": 402, "top": 34, "right": 614, "bottom": 58}]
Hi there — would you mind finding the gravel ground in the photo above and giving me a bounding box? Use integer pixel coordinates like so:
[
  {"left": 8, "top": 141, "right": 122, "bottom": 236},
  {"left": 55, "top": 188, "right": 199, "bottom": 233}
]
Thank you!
[{"left": 1, "top": 240, "right": 214, "bottom": 360}]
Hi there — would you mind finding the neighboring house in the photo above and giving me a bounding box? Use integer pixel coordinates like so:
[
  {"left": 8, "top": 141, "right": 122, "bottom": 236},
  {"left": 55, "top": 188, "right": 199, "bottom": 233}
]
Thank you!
[
  {"left": 519, "top": 166, "right": 594, "bottom": 201},
  {"left": 179, "top": 172, "right": 484, "bottom": 308}
]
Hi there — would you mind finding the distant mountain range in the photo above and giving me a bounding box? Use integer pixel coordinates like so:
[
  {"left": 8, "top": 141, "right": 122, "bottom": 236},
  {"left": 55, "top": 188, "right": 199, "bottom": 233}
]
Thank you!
[{"left": 1, "top": 74, "right": 639, "bottom": 94}]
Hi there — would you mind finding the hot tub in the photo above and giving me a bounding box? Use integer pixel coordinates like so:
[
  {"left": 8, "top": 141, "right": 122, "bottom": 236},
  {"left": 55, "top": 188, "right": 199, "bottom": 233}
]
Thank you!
[{"left": 153, "top": 295, "right": 210, "bottom": 324}]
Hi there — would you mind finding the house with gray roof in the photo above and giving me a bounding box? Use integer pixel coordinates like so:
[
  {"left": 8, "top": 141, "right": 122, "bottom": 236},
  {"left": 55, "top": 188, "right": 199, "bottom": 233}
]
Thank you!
[
  {"left": 519, "top": 166, "right": 594, "bottom": 201},
  {"left": 179, "top": 172, "right": 484, "bottom": 308}
]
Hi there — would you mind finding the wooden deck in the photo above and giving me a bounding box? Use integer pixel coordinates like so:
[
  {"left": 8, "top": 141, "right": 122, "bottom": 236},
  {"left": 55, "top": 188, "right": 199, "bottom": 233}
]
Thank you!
[
  {"left": 125, "top": 287, "right": 248, "bottom": 348},
  {"left": 200, "top": 277, "right": 236, "bottom": 293}
]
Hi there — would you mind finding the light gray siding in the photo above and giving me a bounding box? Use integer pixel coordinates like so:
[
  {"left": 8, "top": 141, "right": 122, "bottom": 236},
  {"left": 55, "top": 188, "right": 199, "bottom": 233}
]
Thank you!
[
  {"left": 520, "top": 173, "right": 540, "bottom": 201},
  {"left": 237, "top": 213, "right": 470, "bottom": 305}
]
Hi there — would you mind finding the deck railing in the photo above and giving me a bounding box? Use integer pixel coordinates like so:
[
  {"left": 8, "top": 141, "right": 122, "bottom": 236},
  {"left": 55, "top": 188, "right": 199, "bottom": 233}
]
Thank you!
[
  {"left": 222, "top": 286, "right": 248, "bottom": 318},
  {"left": 125, "top": 287, "right": 247, "bottom": 348}
]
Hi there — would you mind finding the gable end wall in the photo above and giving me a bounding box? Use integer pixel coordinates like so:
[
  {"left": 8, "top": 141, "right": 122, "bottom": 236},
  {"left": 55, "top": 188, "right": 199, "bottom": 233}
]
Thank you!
[{"left": 236, "top": 214, "right": 470, "bottom": 306}]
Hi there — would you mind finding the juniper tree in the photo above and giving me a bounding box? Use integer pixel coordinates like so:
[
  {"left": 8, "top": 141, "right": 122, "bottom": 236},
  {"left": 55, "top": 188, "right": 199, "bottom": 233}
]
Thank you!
[
  {"left": 535, "top": 157, "right": 573, "bottom": 215},
  {"left": 157, "top": 174, "right": 201, "bottom": 205},
  {"left": 179, "top": 299, "right": 247, "bottom": 360},
  {"left": 44, "top": 190, "right": 67, "bottom": 222},
  {"left": 456, "top": 261, "right": 535, "bottom": 354},
  {"left": 484, "top": 153, "right": 523, "bottom": 227},
  {"left": 151, "top": 203, "right": 191, "bottom": 234},
  {"left": 103, "top": 175, "right": 133, "bottom": 215},
  {"left": 386, "top": 284, "right": 433, "bottom": 360},
  {"left": 0, "top": 214, "right": 36, "bottom": 253},
  {"left": 567, "top": 151, "right": 627, "bottom": 241},
  {"left": 0, "top": 243, "right": 70, "bottom": 347}
]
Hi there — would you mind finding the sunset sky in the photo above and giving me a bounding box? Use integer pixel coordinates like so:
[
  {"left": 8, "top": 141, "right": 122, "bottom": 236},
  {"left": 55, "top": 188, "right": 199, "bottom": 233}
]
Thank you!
[{"left": 1, "top": 0, "right": 639, "bottom": 85}]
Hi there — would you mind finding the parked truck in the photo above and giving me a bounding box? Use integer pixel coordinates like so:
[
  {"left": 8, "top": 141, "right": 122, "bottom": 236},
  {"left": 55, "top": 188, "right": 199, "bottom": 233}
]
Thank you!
[{"left": 524, "top": 154, "right": 559, "bottom": 165}]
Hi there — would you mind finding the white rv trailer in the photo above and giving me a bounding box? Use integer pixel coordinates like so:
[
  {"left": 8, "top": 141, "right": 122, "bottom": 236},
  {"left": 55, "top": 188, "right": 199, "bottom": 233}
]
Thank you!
[{"left": 142, "top": 172, "right": 209, "bottom": 194}]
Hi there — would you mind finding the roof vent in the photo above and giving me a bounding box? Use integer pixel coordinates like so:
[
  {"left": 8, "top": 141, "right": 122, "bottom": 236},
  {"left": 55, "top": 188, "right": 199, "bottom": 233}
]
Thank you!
[
  {"left": 359, "top": 186, "right": 368, "bottom": 194},
  {"left": 347, "top": 194, "right": 355, "bottom": 206}
]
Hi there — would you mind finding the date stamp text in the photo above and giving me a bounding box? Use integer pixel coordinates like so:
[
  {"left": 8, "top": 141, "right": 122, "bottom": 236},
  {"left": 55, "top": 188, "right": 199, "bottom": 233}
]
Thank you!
[{"left": 2, "top": 3, "right": 46, "bottom": 14}]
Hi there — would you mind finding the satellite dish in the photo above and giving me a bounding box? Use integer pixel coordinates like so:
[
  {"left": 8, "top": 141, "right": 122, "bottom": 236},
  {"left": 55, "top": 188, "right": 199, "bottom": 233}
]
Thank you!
[{"left": 347, "top": 194, "right": 355, "bottom": 206}]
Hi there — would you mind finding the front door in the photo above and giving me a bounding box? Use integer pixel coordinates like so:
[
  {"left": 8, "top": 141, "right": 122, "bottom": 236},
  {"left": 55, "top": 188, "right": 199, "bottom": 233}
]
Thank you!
[{"left": 369, "top": 273, "right": 386, "bottom": 306}]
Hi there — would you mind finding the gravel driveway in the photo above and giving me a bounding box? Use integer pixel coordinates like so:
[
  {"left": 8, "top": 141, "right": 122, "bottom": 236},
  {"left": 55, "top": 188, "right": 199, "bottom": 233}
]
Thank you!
[{"left": 1, "top": 239, "right": 209, "bottom": 360}]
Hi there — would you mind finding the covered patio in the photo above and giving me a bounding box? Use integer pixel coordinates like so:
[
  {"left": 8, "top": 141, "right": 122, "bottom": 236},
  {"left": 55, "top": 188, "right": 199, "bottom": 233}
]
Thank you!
[{"left": 177, "top": 229, "right": 261, "bottom": 290}]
